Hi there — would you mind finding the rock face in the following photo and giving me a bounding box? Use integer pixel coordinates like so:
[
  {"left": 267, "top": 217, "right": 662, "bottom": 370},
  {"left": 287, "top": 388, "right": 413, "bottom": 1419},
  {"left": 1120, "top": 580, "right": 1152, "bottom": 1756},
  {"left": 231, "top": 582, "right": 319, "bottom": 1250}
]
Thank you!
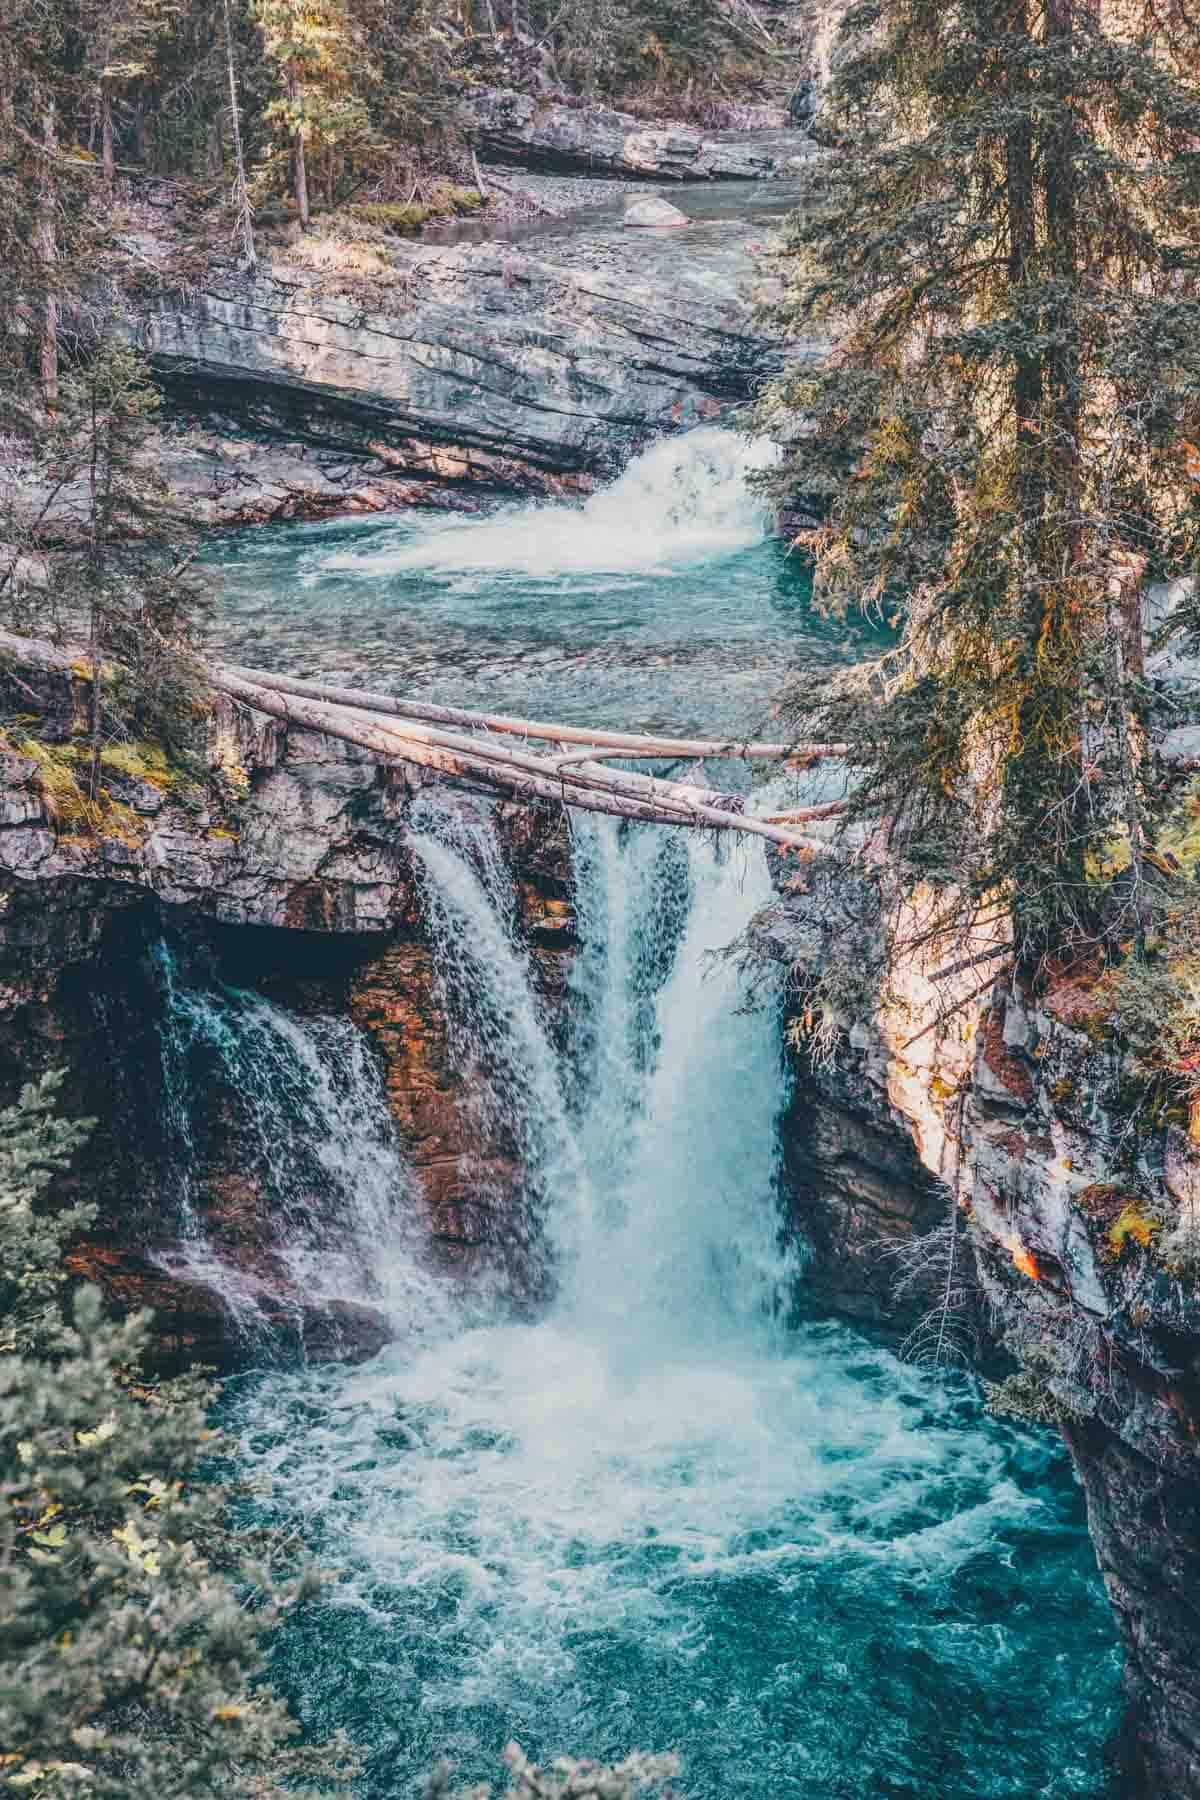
[
  {"left": 0, "top": 641, "right": 576, "bottom": 1368},
  {"left": 125, "top": 216, "right": 780, "bottom": 515},
  {"left": 765, "top": 858, "right": 1200, "bottom": 1796},
  {"left": 460, "top": 87, "right": 810, "bottom": 180}
]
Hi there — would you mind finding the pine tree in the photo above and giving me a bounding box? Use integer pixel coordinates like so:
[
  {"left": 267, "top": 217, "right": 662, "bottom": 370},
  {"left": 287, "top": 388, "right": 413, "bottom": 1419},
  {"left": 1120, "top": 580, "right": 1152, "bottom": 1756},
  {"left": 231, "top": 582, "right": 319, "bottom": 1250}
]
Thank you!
[
  {"left": 0, "top": 1075, "right": 360, "bottom": 1798},
  {"left": 253, "top": 0, "right": 370, "bottom": 226},
  {"left": 45, "top": 344, "right": 211, "bottom": 786},
  {"left": 758, "top": 0, "right": 1200, "bottom": 965},
  {"left": 79, "top": 0, "right": 167, "bottom": 188}
]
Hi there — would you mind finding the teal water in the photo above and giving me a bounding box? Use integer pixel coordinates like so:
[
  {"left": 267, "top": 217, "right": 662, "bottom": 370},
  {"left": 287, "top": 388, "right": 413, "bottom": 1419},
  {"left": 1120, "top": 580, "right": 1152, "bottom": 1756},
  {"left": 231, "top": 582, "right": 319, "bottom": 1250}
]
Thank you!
[
  {"left": 200, "top": 431, "right": 1121, "bottom": 1798},
  {"left": 203, "top": 428, "right": 887, "bottom": 739}
]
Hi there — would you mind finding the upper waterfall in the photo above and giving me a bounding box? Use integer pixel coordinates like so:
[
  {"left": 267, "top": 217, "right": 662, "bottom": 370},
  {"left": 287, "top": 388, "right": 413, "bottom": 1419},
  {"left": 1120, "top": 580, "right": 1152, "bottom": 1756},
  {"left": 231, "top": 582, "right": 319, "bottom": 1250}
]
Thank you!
[{"left": 324, "top": 427, "right": 781, "bottom": 581}]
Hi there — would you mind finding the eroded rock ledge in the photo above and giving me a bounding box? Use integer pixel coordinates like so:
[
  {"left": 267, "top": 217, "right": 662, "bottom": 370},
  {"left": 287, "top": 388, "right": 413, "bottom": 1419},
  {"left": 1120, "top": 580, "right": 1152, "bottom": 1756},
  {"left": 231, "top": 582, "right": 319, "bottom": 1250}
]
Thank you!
[
  {"left": 123, "top": 217, "right": 780, "bottom": 523},
  {"left": 460, "top": 87, "right": 811, "bottom": 181}
]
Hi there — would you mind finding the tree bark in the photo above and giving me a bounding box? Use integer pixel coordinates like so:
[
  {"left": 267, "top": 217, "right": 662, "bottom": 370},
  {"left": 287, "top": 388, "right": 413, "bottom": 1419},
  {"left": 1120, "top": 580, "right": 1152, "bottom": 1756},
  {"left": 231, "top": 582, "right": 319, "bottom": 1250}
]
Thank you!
[
  {"left": 222, "top": 0, "right": 257, "bottom": 270},
  {"left": 209, "top": 668, "right": 828, "bottom": 854},
  {"left": 36, "top": 102, "right": 58, "bottom": 414},
  {"left": 290, "top": 78, "right": 310, "bottom": 229},
  {"left": 1005, "top": 0, "right": 1042, "bottom": 543},
  {"left": 219, "top": 661, "right": 847, "bottom": 762},
  {"left": 101, "top": 89, "right": 114, "bottom": 189}
]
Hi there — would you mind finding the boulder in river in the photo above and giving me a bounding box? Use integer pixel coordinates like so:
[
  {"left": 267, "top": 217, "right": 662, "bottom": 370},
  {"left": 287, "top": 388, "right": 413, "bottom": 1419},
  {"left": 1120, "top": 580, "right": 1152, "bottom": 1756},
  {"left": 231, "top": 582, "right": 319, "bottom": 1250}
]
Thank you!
[{"left": 623, "top": 196, "right": 690, "bottom": 230}]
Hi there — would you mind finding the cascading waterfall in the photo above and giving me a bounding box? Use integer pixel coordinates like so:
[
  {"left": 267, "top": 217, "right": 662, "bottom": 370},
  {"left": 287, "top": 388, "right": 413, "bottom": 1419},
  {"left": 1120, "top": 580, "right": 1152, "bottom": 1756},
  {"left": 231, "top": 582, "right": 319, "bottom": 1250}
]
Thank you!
[
  {"left": 221, "top": 804, "right": 1119, "bottom": 1799},
  {"left": 151, "top": 942, "right": 452, "bottom": 1341},
  {"left": 322, "top": 427, "right": 781, "bottom": 583},
  {"left": 405, "top": 794, "right": 589, "bottom": 1288}
]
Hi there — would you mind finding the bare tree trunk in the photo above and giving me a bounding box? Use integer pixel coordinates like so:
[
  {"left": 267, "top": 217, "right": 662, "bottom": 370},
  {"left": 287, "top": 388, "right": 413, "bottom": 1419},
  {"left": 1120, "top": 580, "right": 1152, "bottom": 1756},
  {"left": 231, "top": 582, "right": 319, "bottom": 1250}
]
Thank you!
[
  {"left": 101, "top": 89, "right": 115, "bottom": 189},
  {"left": 290, "top": 77, "right": 310, "bottom": 229},
  {"left": 209, "top": 668, "right": 829, "bottom": 853},
  {"left": 1104, "top": 563, "right": 1146, "bottom": 950},
  {"left": 219, "top": 660, "right": 847, "bottom": 760},
  {"left": 36, "top": 102, "right": 58, "bottom": 414},
  {"left": 87, "top": 389, "right": 107, "bottom": 802},
  {"left": 293, "top": 134, "right": 310, "bottom": 226},
  {"left": 221, "top": 0, "right": 257, "bottom": 270},
  {"left": 132, "top": 99, "right": 149, "bottom": 166}
]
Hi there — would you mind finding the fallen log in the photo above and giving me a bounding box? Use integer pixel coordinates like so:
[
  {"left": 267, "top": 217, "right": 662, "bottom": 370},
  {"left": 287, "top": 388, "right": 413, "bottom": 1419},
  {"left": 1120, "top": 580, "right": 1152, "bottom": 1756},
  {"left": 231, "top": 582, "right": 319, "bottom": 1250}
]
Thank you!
[
  {"left": 0, "top": 629, "right": 838, "bottom": 853},
  {"left": 209, "top": 668, "right": 829, "bottom": 854},
  {"left": 762, "top": 800, "right": 848, "bottom": 824},
  {"left": 218, "top": 661, "right": 849, "bottom": 764}
]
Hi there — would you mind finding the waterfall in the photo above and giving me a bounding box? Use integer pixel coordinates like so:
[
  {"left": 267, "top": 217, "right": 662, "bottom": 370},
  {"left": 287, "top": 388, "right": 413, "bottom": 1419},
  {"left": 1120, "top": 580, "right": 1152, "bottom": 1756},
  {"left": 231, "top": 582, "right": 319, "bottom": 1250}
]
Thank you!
[
  {"left": 151, "top": 942, "right": 451, "bottom": 1343},
  {"left": 559, "top": 814, "right": 792, "bottom": 1340},
  {"left": 320, "top": 425, "right": 780, "bottom": 582},
  {"left": 406, "top": 794, "right": 590, "bottom": 1288},
  {"left": 220, "top": 804, "right": 1118, "bottom": 1798}
]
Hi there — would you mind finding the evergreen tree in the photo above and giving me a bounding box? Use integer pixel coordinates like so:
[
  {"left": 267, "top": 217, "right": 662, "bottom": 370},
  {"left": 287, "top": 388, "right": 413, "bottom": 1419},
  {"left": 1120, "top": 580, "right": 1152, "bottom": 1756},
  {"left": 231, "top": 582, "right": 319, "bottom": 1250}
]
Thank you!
[
  {"left": 758, "top": 0, "right": 1200, "bottom": 966},
  {"left": 0, "top": 1075, "right": 359, "bottom": 1798},
  {"left": 253, "top": 0, "right": 370, "bottom": 225}
]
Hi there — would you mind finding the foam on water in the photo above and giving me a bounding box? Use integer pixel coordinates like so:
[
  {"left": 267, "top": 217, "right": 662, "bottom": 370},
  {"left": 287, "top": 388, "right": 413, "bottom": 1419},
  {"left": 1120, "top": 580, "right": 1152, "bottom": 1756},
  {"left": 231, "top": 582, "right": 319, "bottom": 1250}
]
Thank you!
[
  {"left": 221, "top": 812, "right": 1119, "bottom": 1797},
  {"left": 321, "top": 428, "right": 779, "bottom": 583}
]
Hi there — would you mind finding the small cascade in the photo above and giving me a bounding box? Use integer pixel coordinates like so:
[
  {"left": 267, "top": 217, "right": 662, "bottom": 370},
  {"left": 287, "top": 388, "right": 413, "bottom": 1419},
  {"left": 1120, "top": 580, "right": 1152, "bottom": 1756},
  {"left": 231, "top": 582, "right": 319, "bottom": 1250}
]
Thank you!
[
  {"left": 151, "top": 941, "right": 451, "bottom": 1345},
  {"left": 322, "top": 425, "right": 780, "bottom": 582},
  {"left": 406, "top": 793, "right": 588, "bottom": 1290}
]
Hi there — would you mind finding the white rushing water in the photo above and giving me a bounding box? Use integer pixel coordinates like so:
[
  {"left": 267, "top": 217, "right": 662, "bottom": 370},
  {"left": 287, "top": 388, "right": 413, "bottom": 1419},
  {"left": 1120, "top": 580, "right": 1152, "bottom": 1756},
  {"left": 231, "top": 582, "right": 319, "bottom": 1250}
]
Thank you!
[
  {"left": 218, "top": 808, "right": 1113, "bottom": 1797},
  {"left": 321, "top": 426, "right": 780, "bottom": 583},
  {"left": 152, "top": 943, "right": 455, "bottom": 1339}
]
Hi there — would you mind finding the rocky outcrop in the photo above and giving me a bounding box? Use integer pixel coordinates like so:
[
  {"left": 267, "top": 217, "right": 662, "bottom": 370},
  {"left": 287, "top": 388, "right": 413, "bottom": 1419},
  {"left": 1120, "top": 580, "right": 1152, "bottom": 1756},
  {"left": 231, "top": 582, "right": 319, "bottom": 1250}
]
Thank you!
[
  {"left": 460, "top": 87, "right": 812, "bottom": 181},
  {"left": 0, "top": 640, "right": 576, "bottom": 1367},
  {"left": 765, "top": 857, "right": 1200, "bottom": 1796},
  {"left": 125, "top": 212, "right": 780, "bottom": 513}
]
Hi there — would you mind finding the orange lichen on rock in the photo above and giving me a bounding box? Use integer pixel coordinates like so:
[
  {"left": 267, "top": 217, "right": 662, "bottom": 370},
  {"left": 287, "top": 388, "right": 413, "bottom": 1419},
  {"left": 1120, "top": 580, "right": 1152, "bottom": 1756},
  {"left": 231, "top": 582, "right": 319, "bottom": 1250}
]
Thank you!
[
  {"left": 1108, "top": 1204, "right": 1160, "bottom": 1256},
  {"left": 1004, "top": 1233, "right": 1041, "bottom": 1280}
]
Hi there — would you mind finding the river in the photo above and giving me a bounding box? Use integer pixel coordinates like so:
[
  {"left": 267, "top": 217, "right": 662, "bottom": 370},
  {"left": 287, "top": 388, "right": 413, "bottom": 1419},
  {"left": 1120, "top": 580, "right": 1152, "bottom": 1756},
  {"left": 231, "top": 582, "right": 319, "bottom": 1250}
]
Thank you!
[{"left": 192, "top": 427, "right": 1121, "bottom": 1795}]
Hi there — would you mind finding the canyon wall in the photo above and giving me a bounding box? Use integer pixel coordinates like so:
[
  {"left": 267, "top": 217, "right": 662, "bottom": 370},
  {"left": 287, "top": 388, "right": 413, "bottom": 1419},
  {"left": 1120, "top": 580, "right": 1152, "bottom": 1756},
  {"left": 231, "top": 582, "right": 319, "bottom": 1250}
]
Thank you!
[{"left": 763, "top": 858, "right": 1200, "bottom": 1797}]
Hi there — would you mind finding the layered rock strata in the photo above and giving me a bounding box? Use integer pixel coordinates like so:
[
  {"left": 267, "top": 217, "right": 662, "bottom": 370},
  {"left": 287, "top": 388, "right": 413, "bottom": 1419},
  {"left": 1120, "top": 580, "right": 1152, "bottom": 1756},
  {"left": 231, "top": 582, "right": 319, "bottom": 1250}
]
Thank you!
[
  {"left": 124, "top": 220, "right": 778, "bottom": 519},
  {"left": 459, "top": 87, "right": 811, "bottom": 180}
]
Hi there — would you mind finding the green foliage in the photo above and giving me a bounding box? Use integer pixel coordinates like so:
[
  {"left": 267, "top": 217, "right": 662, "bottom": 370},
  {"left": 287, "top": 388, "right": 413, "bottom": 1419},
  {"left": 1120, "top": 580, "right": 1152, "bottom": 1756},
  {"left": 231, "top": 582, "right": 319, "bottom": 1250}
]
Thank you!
[
  {"left": 254, "top": 0, "right": 371, "bottom": 168},
  {"left": 0, "top": 1076, "right": 360, "bottom": 1798},
  {"left": 425, "top": 1744, "right": 681, "bottom": 1800},
  {"left": 756, "top": 0, "right": 1200, "bottom": 968},
  {"left": 519, "top": 0, "right": 759, "bottom": 106},
  {"left": 2, "top": 341, "right": 211, "bottom": 773},
  {"left": 0, "top": 1072, "right": 94, "bottom": 1355}
]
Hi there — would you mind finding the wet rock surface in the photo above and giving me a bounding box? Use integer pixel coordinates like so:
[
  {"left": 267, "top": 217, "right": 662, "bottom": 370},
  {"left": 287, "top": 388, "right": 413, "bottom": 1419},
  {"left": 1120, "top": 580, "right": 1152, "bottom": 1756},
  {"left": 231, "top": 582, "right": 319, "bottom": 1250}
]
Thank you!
[{"left": 765, "top": 857, "right": 1200, "bottom": 1796}]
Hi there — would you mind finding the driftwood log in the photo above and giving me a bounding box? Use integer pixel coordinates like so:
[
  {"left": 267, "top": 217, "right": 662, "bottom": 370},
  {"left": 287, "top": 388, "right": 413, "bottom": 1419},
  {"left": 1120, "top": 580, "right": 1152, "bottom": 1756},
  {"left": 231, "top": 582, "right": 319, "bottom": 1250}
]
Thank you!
[
  {"left": 220, "top": 662, "right": 849, "bottom": 763},
  {"left": 209, "top": 667, "right": 835, "bottom": 854}
]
